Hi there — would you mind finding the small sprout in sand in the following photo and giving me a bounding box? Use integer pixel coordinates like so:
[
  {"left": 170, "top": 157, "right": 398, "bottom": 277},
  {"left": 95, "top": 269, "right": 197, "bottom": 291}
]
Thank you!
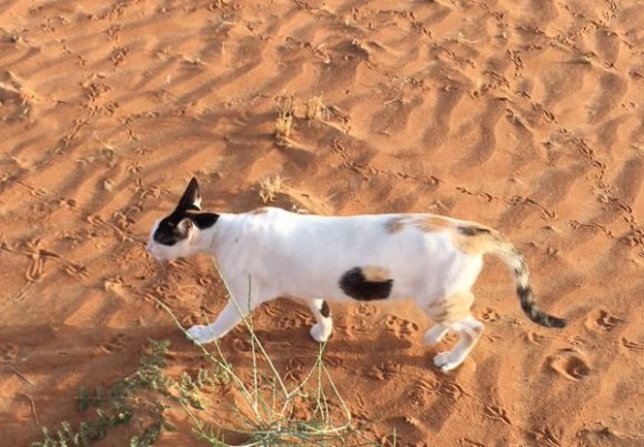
[
  {"left": 258, "top": 175, "right": 285, "bottom": 204},
  {"left": 305, "top": 96, "right": 326, "bottom": 121},
  {"left": 275, "top": 95, "right": 294, "bottom": 141},
  {"left": 182, "top": 55, "right": 207, "bottom": 66}
]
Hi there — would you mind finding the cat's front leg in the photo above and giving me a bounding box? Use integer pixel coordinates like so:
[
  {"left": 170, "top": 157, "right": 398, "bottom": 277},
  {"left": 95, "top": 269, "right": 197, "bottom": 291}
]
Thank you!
[
  {"left": 187, "top": 300, "right": 250, "bottom": 345},
  {"left": 306, "top": 299, "right": 333, "bottom": 343}
]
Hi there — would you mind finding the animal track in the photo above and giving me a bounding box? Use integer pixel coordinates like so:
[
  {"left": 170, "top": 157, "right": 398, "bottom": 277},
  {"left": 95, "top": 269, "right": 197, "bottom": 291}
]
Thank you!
[
  {"left": 435, "top": 379, "right": 466, "bottom": 399},
  {"left": 548, "top": 349, "right": 591, "bottom": 381},
  {"left": 103, "top": 276, "right": 128, "bottom": 297},
  {"left": 196, "top": 277, "right": 212, "bottom": 286},
  {"left": 483, "top": 333, "right": 501, "bottom": 344},
  {"left": 584, "top": 309, "right": 623, "bottom": 332},
  {"left": 64, "top": 263, "right": 89, "bottom": 278},
  {"left": 101, "top": 333, "right": 129, "bottom": 353},
  {"left": 231, "top": 336, "right": 252, "bottom": 353},
  {"left": 322, "top": 354, "right": 343, "bottom": 367},
  {"left": 0, "top": 343, "right": 18, "bottom": 362},
  {"left": 481, "top": 307, "right": 499, "bottom": 323},
  {"left": 366, "top": 360, "right": 403, "bottom": 381},
  {"left": 525, "top": 331, "right": 548, "bottom": 344},
  {"left": 262, "top": 304, "right": 282, "bottom": 318},
  {"left": 353, "top": 303, "right": 377, "bottom": 318},
  {"left": 408, "top": 377, "right": 439, "bottom": 405},
  {"left": 383, "top": 314, "right": 419, "bottom": 338},
  {"left": 529, "top": 425, "right": 562, "bottom": 447},
  {"left": 277, "top": 312, "right": 310, "bottom": 330},
  {"left": 283, "top": 358, "right": 305, "bottom": 382},
  {"left": 341, "top": 319, "right": 372, "bottom": 338},
  {"left": 621, "top": 337, "right": 644, "bottom": 352},
  {"left": 483, "top": 405, "right": 512, "bottom": 425}
]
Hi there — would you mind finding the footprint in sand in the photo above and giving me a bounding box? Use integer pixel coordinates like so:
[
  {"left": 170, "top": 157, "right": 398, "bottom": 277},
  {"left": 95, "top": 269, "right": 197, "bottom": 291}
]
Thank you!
[
  {"left": 65, "top": 263, "right": 89, "bottom": 279},
  {"left": 584, "top": 309, "right": 623, "bottom": 333},
  {"left": 525, "top": 331, "right": 548, "bottom": 344},
  {"left": 383, "top": 314, "right": 419, "bottom": 339},
  {"left": 283, "top": 358, "right": 305, "bottom": 382},
  {"left": 0, "top": 79, "right": 31, "bottom": 122},
  {"left": 101, "top": 333, "right": 130, "bottom": 353},
  {"left": 231, "top": 336, "right": 252, "bottom": 353},
  {"left": 0, "top": 343, "right": 18, "bottom": 362},
  {"left": 262, "top": 304, "right": 282, "bottom": 318},
  {"left": 620, "top": 337, "right": 644, "bottom": 352},
  {"left": 103, "top": 276, "right": 129, "bottom": 297},
  {"left": 366, "top": 360, "right": 403, "bottom": 381},
  {"left": 548, "top": 349, "right": 591, "bottom": 381},
  {"left": 353, "top": 303, "right": 377, "bottom": 318},
  {"left": 277, "top": 312, "right": 310, "bottom": 330},
  {"left": 481, "top": 307, "right": 500, "bottom": 323}
]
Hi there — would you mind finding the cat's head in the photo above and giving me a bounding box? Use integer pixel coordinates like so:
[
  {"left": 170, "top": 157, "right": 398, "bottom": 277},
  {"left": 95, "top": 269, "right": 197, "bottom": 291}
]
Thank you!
[{"left": 147, "top": 178, "right": 219, "bottom": 261}]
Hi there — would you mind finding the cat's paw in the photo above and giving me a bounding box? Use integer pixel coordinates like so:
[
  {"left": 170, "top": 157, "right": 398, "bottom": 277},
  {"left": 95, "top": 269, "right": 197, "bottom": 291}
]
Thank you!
[
  {"left": 424, "top": 326, "right": 448, "bottom": 346},
  {"left": 310, "top": 323, "right": 332, "bottom": 343},
  {"left": 433, "top": 351, "right": 463, "bottom": 372},
  {"left": 187, "top": 325, "right": 215, "bottom": 345}
]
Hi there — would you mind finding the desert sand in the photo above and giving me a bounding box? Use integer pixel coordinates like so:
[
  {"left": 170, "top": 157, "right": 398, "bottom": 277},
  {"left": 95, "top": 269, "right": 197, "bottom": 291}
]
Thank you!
[{"left": 1, "top": 0, "right": 643, "bottom": 445}]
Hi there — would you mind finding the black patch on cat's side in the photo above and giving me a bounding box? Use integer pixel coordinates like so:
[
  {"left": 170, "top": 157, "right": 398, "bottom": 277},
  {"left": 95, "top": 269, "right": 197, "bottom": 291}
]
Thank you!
[
  {"left": 320, "top": 300, "right": 330, "bottom": 318},
  {"left": 458, "top": 225, "right": 491, "bottom": 237},
  {"left": 339, "top": 267, "right": 393, "bottom": 301}
]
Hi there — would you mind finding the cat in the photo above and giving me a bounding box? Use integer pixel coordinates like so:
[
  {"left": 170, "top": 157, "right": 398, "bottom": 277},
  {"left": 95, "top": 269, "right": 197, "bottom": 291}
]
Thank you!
[{"left": 147, "top": 178, "right": 566, "bottom": 372}]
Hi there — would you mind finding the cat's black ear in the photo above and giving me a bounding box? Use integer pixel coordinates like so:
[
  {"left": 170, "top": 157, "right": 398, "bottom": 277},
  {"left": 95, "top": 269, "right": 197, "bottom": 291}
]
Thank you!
[
  {"left": 177, "top": 177, "right": 201, "bottom": 211},
  {"left": 191, "top": 212, "right": 219, "bottom": 229}
]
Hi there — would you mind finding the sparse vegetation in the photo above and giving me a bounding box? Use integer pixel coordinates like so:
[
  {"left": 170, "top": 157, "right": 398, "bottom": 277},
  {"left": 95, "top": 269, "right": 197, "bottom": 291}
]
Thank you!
[
  {"left": 305, "top": 96, "right": 326, "bottom": 121},
  {"left": 34, "top": 270, "right": 387, "bottom": 446},
  {"left": 34, "top": 339, "right": 176, "bottom": 447},
  {"left": 274, "top": 95, "right": 295, "bottom": 143},
  {"left": 155, "top": 268, "right": 369, "bottom": 446},
  {"left": 258, "top": 175, "right": 285, "bottom": 204}
]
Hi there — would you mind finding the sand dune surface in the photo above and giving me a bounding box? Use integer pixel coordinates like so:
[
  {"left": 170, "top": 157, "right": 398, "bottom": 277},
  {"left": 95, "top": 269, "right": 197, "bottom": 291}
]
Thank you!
[{"left": 1, "top": 1, "right": 643, "bottom": 445}]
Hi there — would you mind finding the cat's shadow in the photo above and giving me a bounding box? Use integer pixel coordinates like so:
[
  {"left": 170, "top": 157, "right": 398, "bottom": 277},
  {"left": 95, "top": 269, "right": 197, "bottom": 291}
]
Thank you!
[{"left": 216, "top": 322, "right": 436, "bottom": 378}]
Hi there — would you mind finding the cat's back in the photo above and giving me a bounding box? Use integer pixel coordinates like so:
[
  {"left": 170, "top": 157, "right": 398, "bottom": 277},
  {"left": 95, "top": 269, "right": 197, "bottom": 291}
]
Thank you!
[{"left": 240, "top": 207, "right": 468, "bottom": 247}]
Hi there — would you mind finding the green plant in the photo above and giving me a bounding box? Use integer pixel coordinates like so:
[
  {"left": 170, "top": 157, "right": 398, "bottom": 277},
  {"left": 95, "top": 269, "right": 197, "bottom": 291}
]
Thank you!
[
  {"left": 275, "top": 95, "right": 294, "bottom": 142},
  {"left": 155, "top": 267, "right": 385, "bottom": 446},
  {"left": 35, "top": 269, "right": 391, "bottom": 446},
  {"left": 33, "top": 340, "right": 175, "bottom": 447}
]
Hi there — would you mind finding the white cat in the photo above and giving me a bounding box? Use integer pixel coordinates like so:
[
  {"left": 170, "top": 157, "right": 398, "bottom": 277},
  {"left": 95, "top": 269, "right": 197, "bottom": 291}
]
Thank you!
[{"left": 147, "top": 178, "right": 566, "bottom": 372}]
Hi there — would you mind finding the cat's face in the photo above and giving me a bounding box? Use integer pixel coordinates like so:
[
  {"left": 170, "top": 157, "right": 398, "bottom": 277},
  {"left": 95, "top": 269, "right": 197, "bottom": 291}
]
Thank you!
[{"left": 147, "top": 178, "right": 218, "bottom": 261}]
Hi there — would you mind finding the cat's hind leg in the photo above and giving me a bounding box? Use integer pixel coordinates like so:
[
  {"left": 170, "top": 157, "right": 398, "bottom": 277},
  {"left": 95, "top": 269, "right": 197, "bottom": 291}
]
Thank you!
[
  {"left": 432, "top": 315, "right": 484, "bottom": 372},
  {"left": 424, "top": 291, "right": 483, "bottom": 372},
  {"left": 423, "top": 324, "right": 449, "bottom": 346},
  {"left": 306, "top": 299, "right": 333, "bottom": 343}
]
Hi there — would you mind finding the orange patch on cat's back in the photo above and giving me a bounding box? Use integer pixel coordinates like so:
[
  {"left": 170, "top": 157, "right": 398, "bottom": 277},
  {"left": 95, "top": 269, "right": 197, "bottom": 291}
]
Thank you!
[
  {"left": 450, "top": 224, "right": 500, "bottom": 255},
  {"left": 413, "top": 215, "right": 454, "bottom": 233},
  {"left": 383, "top": 216, "right": 407, "bottom": 234},
  {"left": 361, "top": 266, "right": 391, "bottom": 282},
  {"left": 249, "top": 207, "right": 269, "bottom": 215}
]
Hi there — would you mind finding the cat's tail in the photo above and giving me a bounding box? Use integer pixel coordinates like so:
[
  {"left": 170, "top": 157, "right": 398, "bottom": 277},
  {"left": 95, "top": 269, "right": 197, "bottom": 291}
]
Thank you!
[
  {"left": 487, "top": 237, "right": 566, "bottom": 328},
  {"left": 458, "top": 226, "right": 567, "bottom": 328}
]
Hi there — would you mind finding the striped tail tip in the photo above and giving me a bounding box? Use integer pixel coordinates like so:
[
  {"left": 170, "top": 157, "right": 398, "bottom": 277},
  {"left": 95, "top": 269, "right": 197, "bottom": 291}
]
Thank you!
[
  {"left": 537, "top": 314, "right": 567, "bottom": 329},
  {"left": 518, "top": 285, "right": 567, "bottom": 329}
]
